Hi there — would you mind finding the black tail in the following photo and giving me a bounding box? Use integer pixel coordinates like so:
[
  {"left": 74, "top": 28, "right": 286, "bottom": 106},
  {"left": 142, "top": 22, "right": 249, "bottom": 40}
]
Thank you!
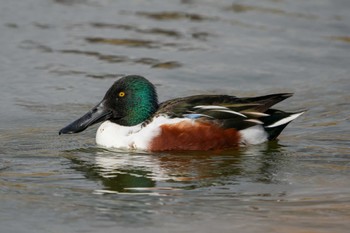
[{"left": 261, "top": 109, "right": 305, "bottom": 140}]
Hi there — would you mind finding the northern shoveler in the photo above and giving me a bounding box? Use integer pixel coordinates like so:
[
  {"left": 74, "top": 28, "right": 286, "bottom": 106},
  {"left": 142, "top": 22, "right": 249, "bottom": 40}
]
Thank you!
[{"left": 59, "top": 75, "right": 304, "bottom": 151}]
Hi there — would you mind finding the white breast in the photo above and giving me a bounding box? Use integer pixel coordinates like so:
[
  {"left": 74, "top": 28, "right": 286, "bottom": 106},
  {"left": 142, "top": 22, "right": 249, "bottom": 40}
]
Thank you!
[
  {"left": 95, "top": 116, "right": 189, "bottom": 150},
  {"left": 96, "top": 121, "right": 140, "bottom": 149}
]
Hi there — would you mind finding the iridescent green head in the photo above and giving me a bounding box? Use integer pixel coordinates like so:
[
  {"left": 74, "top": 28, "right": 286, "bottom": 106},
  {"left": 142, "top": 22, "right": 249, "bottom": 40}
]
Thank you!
[
  {"left": 59, "top": 75, "right": 159, "bottom": 135},
  {"left": 104, "top": 75, "right": 159, "bottom": 126}
]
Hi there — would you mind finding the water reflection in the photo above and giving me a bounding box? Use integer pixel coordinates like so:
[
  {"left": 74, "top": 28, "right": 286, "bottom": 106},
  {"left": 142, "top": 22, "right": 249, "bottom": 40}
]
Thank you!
[
  {"left": 60, "top": 49, "right": 182, "bottom": 69},
  {"left": 136, "top": 11, "right": 215, "bottom": 22},
  {"left": 89, "top": 21, "right": 215, "bottom": 41},
  {"left": 68, "top": 154, "right": 156, "bottom": 193},
  {"left": 21, "top": 39, "right": 183, "bottom": 73},
  {"left": 254, "top": 142, "right": 288, "bottom": 183},
  {"left": 53, "top": 0, "right": 88, "bottom": 6},
  {"left": 328, "top": 36, "right": 350, "bottom": 44},
  {"left": 63, "top": 142, "right": 288, "bottom": 194},
  {"left": 227, "top": 3, "right": 318, "bottom": 19},
  {"left": 90, "top": 22, "right": 182, "bottom": 39},
  {"left": 85, "top": 37, "right": 164, "bottom": 48}
]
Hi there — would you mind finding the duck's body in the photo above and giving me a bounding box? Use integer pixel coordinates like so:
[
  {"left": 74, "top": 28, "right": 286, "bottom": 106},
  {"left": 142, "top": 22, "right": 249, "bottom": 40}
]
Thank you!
[
  {"left": 96, "top": 116, "right": 241, "bottom": 151},
  {"left": 59, "top": 75, "right": 304, "bottom": 151}
]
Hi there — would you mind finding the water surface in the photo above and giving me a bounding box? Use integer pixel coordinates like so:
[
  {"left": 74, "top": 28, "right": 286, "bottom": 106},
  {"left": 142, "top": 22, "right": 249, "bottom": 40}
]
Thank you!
[{"left": 1, "top": 0, "right": 350, "bottom": 232}]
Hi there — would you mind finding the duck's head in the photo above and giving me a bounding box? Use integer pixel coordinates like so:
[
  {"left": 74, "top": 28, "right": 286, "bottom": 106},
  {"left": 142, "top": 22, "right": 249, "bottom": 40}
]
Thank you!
[{"left": 59, "top": 75, "right": 158, "bottom": 135}]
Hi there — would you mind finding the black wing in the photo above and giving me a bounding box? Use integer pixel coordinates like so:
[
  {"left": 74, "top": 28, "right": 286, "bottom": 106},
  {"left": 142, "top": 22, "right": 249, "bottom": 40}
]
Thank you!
[{"left": 153, "top": 93, "right": 293, "bottom": 130}]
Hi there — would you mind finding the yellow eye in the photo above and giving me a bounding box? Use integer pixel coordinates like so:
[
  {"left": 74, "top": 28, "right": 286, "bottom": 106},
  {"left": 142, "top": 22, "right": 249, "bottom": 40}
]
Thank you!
[{"left": 118, "top": 91, "right": 125, "bottom": 97}]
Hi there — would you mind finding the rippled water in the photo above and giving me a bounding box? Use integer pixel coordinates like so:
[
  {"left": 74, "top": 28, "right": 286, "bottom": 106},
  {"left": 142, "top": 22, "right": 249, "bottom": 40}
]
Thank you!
[{"left": 1, "top": 0, "right": 350, "bottom": 232}]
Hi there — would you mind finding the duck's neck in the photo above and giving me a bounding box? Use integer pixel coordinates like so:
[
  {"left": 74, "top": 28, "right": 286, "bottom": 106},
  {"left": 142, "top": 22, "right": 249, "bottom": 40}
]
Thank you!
[{"left": 119, "top": 101, "right": 158, "bottom": 126}]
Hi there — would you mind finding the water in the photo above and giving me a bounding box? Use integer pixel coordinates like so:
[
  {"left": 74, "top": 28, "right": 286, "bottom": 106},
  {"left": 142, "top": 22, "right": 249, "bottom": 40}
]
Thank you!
[{"left": 1, "top": 0, "right": 350, "bottom": 232}]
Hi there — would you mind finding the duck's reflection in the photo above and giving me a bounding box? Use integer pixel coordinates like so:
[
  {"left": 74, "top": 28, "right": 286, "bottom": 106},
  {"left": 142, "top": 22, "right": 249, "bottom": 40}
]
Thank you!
[{"left": 64, "top": 142, "right": 287, "bottom": 193}]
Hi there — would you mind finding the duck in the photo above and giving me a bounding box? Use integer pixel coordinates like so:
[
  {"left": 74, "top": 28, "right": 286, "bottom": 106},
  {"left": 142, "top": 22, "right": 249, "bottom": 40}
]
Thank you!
[{"left": 59, "top": 75, "right": 304, "bottom": 151}]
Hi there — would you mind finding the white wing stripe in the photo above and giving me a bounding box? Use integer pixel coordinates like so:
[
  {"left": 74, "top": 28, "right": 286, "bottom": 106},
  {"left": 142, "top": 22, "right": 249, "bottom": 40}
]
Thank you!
[
  {"left": 266, "top": 112, "right": 304, "bottom": 128},
  {"left": 194, "top": 105, "right": 228, "bottom": 110},
  {"left": 241, "top": 111, "right": 270, "bottom": 117},
  {"left": 244, "top": 119, "right": 263, "bottom": 124},
  {"left": 213, "top": 109, "right": 247, "bottom": 118}
]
